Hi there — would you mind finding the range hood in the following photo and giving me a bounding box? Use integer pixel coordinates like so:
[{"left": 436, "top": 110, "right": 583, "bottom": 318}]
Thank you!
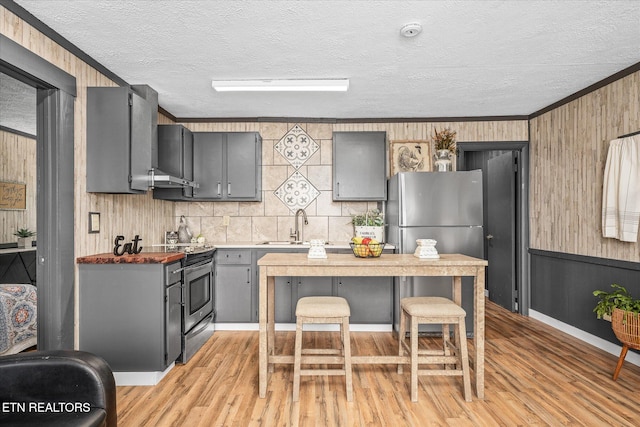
[
  {"left": 149, "top": 168, "right": 199, "bottom": 189},
  {"left": 129, "top": 85, "right": 198, "bottom": 192}
]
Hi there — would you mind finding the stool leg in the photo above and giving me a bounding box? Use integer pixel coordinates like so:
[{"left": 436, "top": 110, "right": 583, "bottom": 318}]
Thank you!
[
  {"left": 442, "top": 323, "right": 451, "bottom": 370},
  {"left": 293, "top": 317, "right": 304, "bottom": 401},
  {"left": 411, "top": 317, "right": 419, "bottom": 402},
  {"left": 398, "top": 308, "right": 407, "bottom": 374},
  {"left": 342, "top": 317, "right": 353, "bottom": 402},
  {"left": 456, "top": 319, "right": 472, "bottom": 402},
  {"left": 613, "top": 344, "right": 629, "bottom": 381}
]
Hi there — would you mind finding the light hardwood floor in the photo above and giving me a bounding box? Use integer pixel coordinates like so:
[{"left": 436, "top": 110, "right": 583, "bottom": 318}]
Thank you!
[{"left": 116, "top": 302, "right": 640, "bottom": 426}]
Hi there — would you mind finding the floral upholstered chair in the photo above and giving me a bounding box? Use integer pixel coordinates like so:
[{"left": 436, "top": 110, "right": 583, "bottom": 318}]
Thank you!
[{"left": 0, "top": 284, "right": 37, "bottom": 355}]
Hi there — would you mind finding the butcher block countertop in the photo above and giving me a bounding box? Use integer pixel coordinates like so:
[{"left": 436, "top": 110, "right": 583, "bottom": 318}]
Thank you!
[{"left": 76, "top": 251, "right": 185, "bottom": 264}]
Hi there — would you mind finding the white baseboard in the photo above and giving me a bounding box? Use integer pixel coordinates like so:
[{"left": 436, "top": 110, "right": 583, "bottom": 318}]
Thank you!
[
  {"left": 529, "top": 310, "right": 640, "bottom": 367},
  {"left": 113, "top": 363, "right": 174, "bottom": 386},
  {"left": 214, "top": 323, "right": 392, "bottom": 332}
]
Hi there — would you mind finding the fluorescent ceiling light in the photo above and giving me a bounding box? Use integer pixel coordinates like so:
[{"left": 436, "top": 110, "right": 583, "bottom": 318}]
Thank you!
[{"left": 211, "top": 79, "right": 349, "bottom": 92}]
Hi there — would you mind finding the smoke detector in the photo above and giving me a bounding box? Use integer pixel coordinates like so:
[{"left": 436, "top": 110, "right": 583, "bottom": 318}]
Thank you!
[{"left": 400, "top": 23, "right": 422, "bottom": 38}]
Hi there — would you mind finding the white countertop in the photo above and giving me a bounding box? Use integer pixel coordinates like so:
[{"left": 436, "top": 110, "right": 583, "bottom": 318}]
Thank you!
[{"left": 0, "top": 247, "right": 36, "bottom": 255}]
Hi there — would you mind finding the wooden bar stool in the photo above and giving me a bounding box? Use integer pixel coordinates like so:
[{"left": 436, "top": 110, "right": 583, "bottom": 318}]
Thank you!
[
  {"left": 293, "top": 296, "right": 353, "bottom": 402},
  {"left": 397, "top": 296, "right": 472, "bottom": 402}
]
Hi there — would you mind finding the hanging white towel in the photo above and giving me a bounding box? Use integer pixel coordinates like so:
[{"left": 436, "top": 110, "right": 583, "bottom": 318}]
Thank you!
[{"left": 602, "top": 135, "right": 640, "bottom": 242}]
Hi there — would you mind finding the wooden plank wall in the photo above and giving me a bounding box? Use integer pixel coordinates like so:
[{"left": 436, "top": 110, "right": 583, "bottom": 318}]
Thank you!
[
  {"left": 177, "top": 120, "right": 528, "bottom": 243},
  {"left": 0, "top": 129, "right": 36, "bottom": 243},
  {"left": 0, "top": 7, "right": 175, "bottom": 258},
  {"left": 529, "top": 70, "right": 640, "bottom": 262}
]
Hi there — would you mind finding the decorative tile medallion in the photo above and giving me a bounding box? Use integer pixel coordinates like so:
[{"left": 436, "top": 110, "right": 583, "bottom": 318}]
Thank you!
[
  {"left": 275, "top": 124, "right": 319, "bottom": 169},
  {"left": 274, "top": 171, "right": 320, "bottom": 212}
]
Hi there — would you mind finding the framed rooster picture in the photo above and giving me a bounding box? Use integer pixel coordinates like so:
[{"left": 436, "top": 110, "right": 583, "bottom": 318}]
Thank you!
[{"left": 390, "top": 140, "right": 430, "bottom": 176}]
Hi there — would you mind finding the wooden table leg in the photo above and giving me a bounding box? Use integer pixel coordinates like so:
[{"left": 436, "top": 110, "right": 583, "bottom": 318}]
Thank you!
[
  {"left": 452, "top": 276, "right": 462, "bottom": 306},
  {"left": 259, "top": 268, "right": 268, "bottom": 398},
  {"left": 267, "top": 275, "right": 276, "bottom": 373},
  {"left": 474, "top": 268, "right": 485, "bottom": 399}
]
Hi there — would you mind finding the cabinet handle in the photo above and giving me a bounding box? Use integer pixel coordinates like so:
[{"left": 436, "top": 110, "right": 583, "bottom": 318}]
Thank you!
[
  {"left": 217, "top": 182, "right": 221, "bottom": 196},
  {"left": 228, "top": 182, "right": 231, "bottom": 195},
  {"left": 336, "top": 182, "right": 339, "bottom": 196},
  {"left": 247, "top": 268, "right": 250, "bottom": 283}
]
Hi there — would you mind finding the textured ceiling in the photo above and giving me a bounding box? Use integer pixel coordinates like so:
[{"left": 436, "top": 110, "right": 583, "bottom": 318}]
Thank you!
[
  {"left": 6, "top": 0, "right": 640, "bottom": 121},
  {"left": 0, "top": 72, "right": 36, "bottom": 134}
]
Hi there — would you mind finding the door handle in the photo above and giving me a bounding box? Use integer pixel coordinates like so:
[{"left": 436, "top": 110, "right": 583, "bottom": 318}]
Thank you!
[{"left": 486, "top": 234, "right": 494, "bottom": 240}]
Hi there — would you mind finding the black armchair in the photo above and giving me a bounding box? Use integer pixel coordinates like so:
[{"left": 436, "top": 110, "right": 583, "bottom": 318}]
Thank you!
[{"left": 0, "top": 350, "right": 117, "bottom": 427}]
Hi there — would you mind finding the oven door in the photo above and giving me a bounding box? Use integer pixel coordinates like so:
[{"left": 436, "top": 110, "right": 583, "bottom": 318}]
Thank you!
[{"left": 183, "top": 260, "right": 214, "bottom": 333}]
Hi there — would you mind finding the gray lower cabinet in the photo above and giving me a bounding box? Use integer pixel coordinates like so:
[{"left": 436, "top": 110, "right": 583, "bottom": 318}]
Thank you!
[
  {"left": 78, "top": 261, "right": 182, "bottom": 371},
  {"left": 215, "top": 249, "right": 255, "bottom": 322},
  {"left": 296, "top": 277, "right": 333, "bottom": 299},
  {"left": 276, "top": 276, "right": 392, "bottom": 324},
  {"left": 275, "top": 276, "right": 293, "bottom": 323},
  {"left": 337, "top": 277, "right": 393, "bottom": 323},
  {"left": 278, "top": 275, "right": 390, "bottom": 324},
  {"left": 333, "top": 131, "right": 387, "bottom": 201},
  {"left": 166, "top": 281, "right": 182, "bottom": 365},
  {"left": 215, "top": 248, "right": 394, "bottom": 324}
]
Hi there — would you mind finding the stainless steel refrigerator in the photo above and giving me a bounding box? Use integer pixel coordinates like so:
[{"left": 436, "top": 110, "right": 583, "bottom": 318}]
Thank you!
[{"left": 386, "top": 171, "right": 484, "bottom": 334}]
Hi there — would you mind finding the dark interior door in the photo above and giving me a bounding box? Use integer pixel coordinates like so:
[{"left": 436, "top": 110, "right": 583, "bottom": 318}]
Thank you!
[{"left": 486, "top": 152, "right": 517, "bottom": 311}]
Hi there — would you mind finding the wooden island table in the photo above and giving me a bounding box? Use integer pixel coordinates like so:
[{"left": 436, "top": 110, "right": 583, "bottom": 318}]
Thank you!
[{"left": 257, "top": 252, "right": 488, "bottom": 399}]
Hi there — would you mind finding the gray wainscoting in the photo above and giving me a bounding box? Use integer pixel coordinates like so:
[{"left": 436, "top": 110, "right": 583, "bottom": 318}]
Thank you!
[{"left": 530, "top": 249, "right": 640, "bottom": 348}]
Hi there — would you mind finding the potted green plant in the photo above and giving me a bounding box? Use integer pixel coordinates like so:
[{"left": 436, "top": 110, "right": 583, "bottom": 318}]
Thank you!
[
  {"left": 351, "top": 209, "right": 384, "bottom": 242},
  {"left": 14, "top": 228, "right": 36, "bottom": 248},
  {"left": 593, "top": 284, "right": 640, "bottom": 380},
  {"left": 593, "top": 284, "right": 640, "bottom": 321}
]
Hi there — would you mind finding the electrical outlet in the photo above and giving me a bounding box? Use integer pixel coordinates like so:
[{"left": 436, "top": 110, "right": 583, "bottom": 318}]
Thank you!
[{"left": 223, "top": 215, "right": 230, "bottom": 226}]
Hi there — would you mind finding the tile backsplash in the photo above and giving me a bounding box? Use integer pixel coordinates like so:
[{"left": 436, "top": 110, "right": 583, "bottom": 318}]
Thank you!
[{"left": 174, "top": 123, "right": 377, "bottom": 244}]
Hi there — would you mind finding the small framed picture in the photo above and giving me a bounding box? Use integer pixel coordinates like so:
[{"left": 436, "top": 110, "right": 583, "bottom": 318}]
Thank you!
[
  {"left": 389, "top": 140, "right": 431, "bottom": 176},
  {"left": 88, "top": 212, "right": 100, "bottom": 234}
]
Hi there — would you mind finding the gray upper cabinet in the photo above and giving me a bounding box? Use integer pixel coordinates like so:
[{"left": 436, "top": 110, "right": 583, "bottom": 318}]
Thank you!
[
  {"left": 86, "top": 86, "right": 152, "bottom": 193},
  {"left": 192, "top": 132, "right": 262, "bottom": 201},
  {"left": 333, "top": 131, "right": 387, "bottom": 201},
  {"left": 153, "top": 124, "right": 195, "bottom": 200},
  {"left": 194, "top": 132, "right": 224, "bottom": 198}
]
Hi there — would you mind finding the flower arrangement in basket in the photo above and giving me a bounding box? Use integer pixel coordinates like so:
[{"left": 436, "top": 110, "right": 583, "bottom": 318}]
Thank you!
[
  {"left": 351, "top": 209, "right": 384, "bottom": 242},
  {"left": 432, "top": 128, "right": 458, "bottom": 153},
  {"left": 593, "top": 283, "right": 640, "bottom": 380}
]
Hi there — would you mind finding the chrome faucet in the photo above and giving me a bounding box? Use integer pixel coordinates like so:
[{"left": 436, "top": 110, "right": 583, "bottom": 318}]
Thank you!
[{"left": 290, "top": 208, "right": 308, "bottom": 243}]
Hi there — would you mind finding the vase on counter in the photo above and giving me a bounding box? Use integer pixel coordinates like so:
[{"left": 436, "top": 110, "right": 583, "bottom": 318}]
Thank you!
[
  {"left": 177, "top": 215, "right": 192, "bottom": 244},
  {"left": 433, "top": 149, "right": 452, "bottom": 172},
  {"left": 414, "top": 239, "right": 439, "bottom": 259},
  {"left": 307, "top": 239, "right": 327, "bottom": 259}
]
